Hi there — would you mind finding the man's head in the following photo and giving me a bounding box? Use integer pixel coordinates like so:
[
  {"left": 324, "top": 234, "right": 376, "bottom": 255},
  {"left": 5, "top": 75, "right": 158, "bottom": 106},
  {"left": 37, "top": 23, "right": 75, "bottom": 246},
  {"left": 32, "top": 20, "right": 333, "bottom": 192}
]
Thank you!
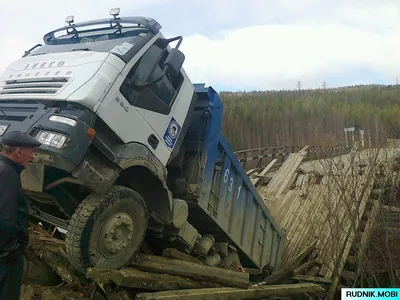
[{"left": 1, "top": 131, "right": 41, "bottom": 168}]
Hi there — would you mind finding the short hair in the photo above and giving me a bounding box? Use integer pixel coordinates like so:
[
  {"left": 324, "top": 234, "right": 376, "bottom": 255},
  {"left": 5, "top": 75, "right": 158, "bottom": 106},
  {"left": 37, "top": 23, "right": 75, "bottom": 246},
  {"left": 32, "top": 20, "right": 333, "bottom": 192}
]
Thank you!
[{"left": 2, "top": 145, "right": 18, "bottom": 155}]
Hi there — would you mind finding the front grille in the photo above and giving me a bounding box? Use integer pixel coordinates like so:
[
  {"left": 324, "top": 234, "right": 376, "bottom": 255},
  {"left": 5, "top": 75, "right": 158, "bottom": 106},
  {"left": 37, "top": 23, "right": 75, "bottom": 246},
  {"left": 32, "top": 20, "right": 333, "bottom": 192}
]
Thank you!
[
  {"left": 0, "top": 102, "right": 42, "bottom": 122},
  {"left": 0, "top": 77, "right": 69, "bottom": 96}
]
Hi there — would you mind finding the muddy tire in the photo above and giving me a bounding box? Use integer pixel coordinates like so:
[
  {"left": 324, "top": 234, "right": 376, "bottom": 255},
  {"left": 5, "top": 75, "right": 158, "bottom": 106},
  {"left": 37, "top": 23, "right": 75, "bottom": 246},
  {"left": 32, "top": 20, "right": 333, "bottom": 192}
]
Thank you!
[{"left": 65, "top": 185, "right": 147, "bottom": 273}]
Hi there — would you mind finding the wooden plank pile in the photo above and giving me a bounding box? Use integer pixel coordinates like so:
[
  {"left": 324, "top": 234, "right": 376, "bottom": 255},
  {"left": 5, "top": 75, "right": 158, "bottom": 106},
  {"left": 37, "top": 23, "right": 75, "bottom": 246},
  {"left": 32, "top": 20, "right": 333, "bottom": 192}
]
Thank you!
[
  {"left": 20, "top": 225, "right": 325, "bottom": 300},
  {"left": 18, "top": 145, "right": 399, "bottom": 299},
  {"left": 249, "top": 145, "right": 399, "bottom": 299}
]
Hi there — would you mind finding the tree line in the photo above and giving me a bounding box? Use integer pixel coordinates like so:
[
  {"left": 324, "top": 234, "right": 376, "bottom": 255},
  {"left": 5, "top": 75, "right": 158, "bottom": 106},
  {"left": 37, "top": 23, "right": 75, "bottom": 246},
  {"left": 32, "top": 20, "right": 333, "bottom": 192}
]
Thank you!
[{"left": 219, "top": 84, "right": 400, "bottom": 151}]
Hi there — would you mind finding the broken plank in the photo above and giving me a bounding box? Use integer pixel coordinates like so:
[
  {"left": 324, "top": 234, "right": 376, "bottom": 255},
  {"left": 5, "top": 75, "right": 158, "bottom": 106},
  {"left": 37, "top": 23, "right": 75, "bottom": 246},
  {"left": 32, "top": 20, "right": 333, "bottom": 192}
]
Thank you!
[
  {"left": 259, "top": 241, "right": 317, "bottom": 285},
  {"left": 87, "top": 267, "right": 221, "bottom": 291},
  {"left": 135, "top": 283, "right": 325, "bottom": 300},
  {"left": 36, "top": 251, "right": 85, "bottom": 286},
  {"left": 246, "top": 168, "right": 262, "bottom": 175},
  {"left": 132, "top": 254, "right": 249, "bottom": 289},
  {"left": 294, "top": 259, "right": 317, "bottom": 275},
  {"left": 276, "top": 146, "right": 309, "bottom": 196},
  {"left": 251, "top": 158, "right": 277, "bottom": 186},
  {"left": 356, "top": 200, "right": 381, "bottom": 275}
]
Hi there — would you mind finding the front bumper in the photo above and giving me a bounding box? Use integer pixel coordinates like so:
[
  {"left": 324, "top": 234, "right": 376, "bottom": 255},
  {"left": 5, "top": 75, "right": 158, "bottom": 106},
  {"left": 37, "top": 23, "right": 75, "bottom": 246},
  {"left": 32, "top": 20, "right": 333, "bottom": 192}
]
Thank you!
[{"left": 0, "top": 101, "right": 95, "bottom": 171}]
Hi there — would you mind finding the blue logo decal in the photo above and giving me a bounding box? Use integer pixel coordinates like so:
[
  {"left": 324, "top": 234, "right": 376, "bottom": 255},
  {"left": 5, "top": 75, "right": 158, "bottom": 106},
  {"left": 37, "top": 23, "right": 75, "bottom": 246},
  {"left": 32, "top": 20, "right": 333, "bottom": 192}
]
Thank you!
[{"left": 163, "top": 117, "right": 181, "bottom": 149}]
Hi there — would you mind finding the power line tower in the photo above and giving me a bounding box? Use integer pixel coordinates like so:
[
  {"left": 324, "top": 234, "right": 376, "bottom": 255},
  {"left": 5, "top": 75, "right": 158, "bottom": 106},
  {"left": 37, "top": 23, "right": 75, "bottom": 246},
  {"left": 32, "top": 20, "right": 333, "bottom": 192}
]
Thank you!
[
  {"left": 297, "top": 79, "right": 302, "bottom": 90},
  {"left": 396, "top": 77, "right": 399, "bottom": 85},
  {"left": 322, "top": 80, "right": 327, "bottom": 89}
]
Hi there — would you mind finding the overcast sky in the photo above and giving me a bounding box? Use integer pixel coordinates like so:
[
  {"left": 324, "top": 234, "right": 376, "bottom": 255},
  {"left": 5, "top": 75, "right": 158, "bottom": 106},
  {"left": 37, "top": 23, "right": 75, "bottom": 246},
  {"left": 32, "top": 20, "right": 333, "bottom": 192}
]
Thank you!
[{"left": 0, "top": 0, "right": 399, "bottom": 91}]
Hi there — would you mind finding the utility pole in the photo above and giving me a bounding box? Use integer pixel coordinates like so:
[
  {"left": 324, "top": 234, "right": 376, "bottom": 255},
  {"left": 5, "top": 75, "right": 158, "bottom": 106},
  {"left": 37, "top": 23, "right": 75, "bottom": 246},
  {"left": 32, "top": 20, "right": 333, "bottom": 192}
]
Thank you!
[
  {"left": 297, "top": 80, "right": 302, "bottom": 90},
  {"left": 322, "top": 80, "right": 327, "bottom": 89},
  {"left": 359, "top": 129, "right": 364, "bottom": 147}
]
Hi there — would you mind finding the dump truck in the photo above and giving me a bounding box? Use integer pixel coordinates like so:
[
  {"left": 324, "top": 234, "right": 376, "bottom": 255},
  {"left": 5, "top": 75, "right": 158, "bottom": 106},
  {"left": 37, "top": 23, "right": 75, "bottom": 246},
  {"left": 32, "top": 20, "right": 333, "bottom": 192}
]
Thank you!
[{"left": 0, "top": 9, "right": 285, "bottom": 276}]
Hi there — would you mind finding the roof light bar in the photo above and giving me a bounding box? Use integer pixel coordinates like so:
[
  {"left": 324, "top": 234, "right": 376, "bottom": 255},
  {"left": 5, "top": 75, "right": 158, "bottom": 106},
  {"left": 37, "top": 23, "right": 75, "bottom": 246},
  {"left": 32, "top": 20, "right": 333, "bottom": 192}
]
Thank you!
[
  {"left": 65, "top": 15, "right": 74, "bottom": 25},
  {"left": 110, "top": 8, "right": 120, "bottom": 19}
]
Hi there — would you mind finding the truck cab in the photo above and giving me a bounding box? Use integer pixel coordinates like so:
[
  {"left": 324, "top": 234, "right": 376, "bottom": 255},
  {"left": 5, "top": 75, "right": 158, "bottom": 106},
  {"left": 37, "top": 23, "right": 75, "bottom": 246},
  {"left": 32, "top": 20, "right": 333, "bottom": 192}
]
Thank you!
[
  {"left": 1, "top": 11, "right": 193, "bottom": 167},
  {"left": 0, "top": 9, "right": 199, "bottom": 270},
  {"left": 0, "top": 9, "right": 285, "bottom": 274}
]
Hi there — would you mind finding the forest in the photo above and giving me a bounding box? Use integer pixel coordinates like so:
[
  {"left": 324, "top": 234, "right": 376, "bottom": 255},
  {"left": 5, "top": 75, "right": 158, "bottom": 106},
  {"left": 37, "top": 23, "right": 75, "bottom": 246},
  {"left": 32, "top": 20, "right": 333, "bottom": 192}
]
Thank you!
[{"left": 219, "top": 84, "right": 400, "bottom": 151}]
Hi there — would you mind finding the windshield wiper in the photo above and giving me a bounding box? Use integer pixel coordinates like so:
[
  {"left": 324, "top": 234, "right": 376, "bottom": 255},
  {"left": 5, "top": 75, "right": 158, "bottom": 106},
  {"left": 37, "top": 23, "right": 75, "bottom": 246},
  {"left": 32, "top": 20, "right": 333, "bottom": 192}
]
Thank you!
[{"left": 71, "top": 48, "right": 91, "bottom": 52}]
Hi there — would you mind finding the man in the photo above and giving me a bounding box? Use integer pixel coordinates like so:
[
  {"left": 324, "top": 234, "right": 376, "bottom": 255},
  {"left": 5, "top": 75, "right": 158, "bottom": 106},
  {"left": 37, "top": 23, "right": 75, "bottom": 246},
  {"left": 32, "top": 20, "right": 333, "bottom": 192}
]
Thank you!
[{"left": 0, "top": 131, "right": 41, "bottom": 300}]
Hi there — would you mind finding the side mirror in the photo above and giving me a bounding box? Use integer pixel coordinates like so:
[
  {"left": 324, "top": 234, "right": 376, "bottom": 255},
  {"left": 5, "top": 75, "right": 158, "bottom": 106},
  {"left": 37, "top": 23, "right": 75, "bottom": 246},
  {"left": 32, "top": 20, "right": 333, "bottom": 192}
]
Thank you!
[{"left": 164, "top": 48, "right": 185, "bottom": 77}]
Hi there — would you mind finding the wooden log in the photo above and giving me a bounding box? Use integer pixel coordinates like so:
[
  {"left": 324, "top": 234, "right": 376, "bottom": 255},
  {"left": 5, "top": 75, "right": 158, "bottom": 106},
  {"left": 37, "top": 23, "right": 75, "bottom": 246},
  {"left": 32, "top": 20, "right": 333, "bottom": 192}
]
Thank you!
[
  {"left": 307, "top": 266, "right": 320, "bottom": 277},
  {"left": 259, "top": 265, "right": 295, "bottom": 285},
  {"left": 135, "top": 283, "right": 325, "bottom": 300},
  {"left": 294, "top": 259, "right": 317, "bottom": 275},
  {"left": 131, "top": 254, "right": 249, "bottom": 288},
  {"left": 259, "top": 241, "right": 317, "bottom": 285},
  {"left": 293, "top": 275, "right": 331, "bottom": 284},
  {"left": 162, "top": 248, "right": 202, "bottom": 264},
  {"left": 28, "top": 233, "right": 65, "bottom": 251},
  {"left": 37, "top": 251, "right": 86, "bottom": 286},
  {"left": 87, "top": 267, "right": 222, "bottom": 291}
]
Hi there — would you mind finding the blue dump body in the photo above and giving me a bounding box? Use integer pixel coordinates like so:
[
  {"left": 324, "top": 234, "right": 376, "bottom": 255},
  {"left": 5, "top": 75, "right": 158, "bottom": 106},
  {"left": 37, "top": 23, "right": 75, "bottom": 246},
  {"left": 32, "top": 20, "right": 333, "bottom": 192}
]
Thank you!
[{"left": 178, "top": 84, "right": 286, "bottom": 270}]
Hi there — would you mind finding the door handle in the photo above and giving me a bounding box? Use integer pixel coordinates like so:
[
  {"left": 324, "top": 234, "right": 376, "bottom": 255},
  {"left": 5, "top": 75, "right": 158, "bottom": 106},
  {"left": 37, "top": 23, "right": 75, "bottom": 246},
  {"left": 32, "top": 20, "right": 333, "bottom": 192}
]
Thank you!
[{"left": 148, "top": 134, "right": 159, "bottom": 150}]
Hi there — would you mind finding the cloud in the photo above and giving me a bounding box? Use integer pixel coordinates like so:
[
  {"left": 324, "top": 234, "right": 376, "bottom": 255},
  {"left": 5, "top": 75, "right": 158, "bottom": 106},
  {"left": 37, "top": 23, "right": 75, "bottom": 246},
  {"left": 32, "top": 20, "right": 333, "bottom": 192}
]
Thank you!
[
  {"left": 0, "top": 0, "right": 399, "bottom": 91},
  {"left": 180, "top": 22, "right": 400, "bottom": 90}
]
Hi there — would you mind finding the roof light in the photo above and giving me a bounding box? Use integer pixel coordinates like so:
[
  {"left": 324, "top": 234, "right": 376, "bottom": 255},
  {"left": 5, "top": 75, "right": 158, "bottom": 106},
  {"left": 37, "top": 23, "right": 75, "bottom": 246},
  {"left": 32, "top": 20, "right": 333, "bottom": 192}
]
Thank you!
[
  {"left": 65, "top": 15, "right": 74, "bottom": 25},
  {"left": 110, "top": 8, "right": 120, "bottom": 19}
]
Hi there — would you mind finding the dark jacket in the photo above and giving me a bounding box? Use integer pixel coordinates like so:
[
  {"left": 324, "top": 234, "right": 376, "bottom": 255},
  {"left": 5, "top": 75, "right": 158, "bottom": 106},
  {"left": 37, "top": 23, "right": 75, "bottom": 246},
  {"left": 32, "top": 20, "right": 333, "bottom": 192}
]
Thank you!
[{"left": 0, "top": 155, "right": 29, "bottom": 258}]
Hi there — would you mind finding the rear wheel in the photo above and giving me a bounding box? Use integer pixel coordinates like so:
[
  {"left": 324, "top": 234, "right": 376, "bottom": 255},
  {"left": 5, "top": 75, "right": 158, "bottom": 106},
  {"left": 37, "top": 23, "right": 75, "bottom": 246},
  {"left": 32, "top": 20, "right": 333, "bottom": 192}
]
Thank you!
[{"left": 65, "top": 185, "right": 148, "bottom": 273}]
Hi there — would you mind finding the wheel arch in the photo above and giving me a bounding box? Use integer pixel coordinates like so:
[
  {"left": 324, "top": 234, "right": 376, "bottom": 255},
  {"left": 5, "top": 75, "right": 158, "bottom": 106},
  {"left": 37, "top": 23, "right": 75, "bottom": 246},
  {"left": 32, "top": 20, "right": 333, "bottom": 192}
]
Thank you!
[
  {"left": 110, "top": 142, "right": 173, "bottom": 227},
  {"left": 76, "top": 139, "right": 174, "bottom": 227},
  {"left": 116, "top": 164, "right": 172, "bottom": 227}
]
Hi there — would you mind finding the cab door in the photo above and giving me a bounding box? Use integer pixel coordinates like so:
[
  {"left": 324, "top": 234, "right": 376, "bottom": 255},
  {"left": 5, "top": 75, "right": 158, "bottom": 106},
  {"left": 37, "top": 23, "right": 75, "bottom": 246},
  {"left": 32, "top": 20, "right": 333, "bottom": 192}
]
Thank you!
[{"left": 96, "top": 38, "right": 193, "bottom": 165}]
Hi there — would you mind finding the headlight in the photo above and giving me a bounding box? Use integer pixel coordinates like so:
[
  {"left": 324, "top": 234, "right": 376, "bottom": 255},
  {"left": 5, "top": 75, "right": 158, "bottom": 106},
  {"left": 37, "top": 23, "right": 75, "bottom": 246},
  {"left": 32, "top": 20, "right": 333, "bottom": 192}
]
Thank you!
[
  {"left": 49, "top": 115, "right": 77, "bottom": 127},
  {"left": 36, "top": 131, "right": 67, "bottom": 148}
]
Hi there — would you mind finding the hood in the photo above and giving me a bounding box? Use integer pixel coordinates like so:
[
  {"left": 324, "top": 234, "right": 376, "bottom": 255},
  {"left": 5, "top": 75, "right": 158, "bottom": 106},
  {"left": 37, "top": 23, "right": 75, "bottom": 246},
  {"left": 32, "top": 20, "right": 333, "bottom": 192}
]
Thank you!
[{"left": 0, "top": 51, "right": 125, "bottom": 110}]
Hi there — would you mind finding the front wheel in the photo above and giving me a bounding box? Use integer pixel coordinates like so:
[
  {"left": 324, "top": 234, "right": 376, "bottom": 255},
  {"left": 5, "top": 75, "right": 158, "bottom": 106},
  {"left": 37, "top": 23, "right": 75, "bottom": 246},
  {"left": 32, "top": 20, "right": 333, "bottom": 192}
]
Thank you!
[{"left": 65, "top": 185, "right": 148, "bottom": 273}]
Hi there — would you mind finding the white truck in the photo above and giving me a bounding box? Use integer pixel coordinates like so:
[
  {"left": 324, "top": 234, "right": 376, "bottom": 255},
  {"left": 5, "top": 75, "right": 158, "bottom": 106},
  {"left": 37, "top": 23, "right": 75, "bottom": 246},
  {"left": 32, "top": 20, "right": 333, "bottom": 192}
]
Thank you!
[{"left": 0, "top": 9, "right": 285, "bottom": 274}]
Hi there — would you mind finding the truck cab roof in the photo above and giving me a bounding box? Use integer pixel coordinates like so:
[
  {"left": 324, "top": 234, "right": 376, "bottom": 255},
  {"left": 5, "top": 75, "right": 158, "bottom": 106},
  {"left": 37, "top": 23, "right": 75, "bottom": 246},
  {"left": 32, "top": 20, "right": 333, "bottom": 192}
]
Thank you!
[
  {"left": 43, "top": 16, "right": 162, "bottom": 45},
  {"left": 24, "top": 16, "right": 162, "bottom": 62}
]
